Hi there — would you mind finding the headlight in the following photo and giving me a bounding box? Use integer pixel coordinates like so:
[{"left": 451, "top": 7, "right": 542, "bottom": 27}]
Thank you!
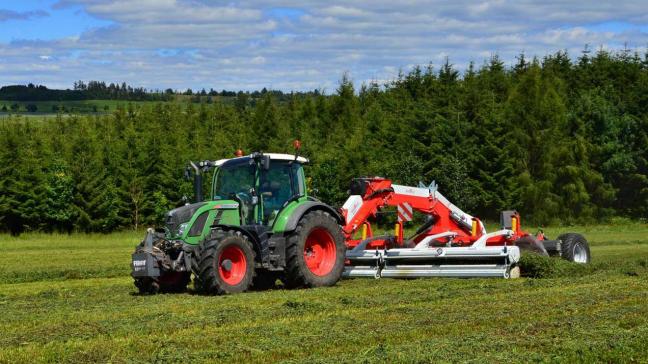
[{"left": 177, "top": 222, "right": 188, "bottom": 236}]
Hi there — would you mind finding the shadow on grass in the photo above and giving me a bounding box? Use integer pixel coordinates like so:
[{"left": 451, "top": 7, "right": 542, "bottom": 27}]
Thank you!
[{"left": 129, "top": 279, "right": 289, "bottom": 296}]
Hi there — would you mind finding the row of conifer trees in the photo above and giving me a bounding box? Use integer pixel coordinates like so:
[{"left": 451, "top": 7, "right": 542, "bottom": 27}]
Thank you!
[{"left": 0, "top": 49, "right": 646, "bottom": 234}]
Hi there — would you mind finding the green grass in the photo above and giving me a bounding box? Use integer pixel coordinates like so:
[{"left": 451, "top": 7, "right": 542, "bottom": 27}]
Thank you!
[
  {"left": 1, "top": 223, "right": 647, "bottom": 363},
  {"left": 0, "top": 96, "right": 240, "bottom": 117}
]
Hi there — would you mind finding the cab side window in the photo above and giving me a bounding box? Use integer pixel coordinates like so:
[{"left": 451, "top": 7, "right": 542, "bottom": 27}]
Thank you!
[
  {"left": 291, "top": 163, "right": 304, "bottom": 196},
  {"left": 260, "top": 162, "right": 296, "bottom": 223}
]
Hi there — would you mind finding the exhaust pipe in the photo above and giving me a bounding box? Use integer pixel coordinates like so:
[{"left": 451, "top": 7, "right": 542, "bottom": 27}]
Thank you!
[{"left": 188, "top": 161, "right": 203, "bottom": 203}]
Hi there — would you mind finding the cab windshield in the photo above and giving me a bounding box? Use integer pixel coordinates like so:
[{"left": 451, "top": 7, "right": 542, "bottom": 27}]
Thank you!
[
  {"left": 213, "top": 160, "right": 255, "bottom": 200},
  {"left": 212, "top": 158, "right": 304, "bottom": 225}
]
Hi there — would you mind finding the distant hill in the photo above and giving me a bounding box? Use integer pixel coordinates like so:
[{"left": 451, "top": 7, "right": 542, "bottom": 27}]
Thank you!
[
  {"left": 0, "top": 82, "right": 167, "bottom": 102},
  {"left": 0, "top": 82, "right": 322, "bottom": 115},
  {"left": 0, "top": 84, "right": 87, "bottom": 101},
  {"left": 0, "top": 82, "right": 316, "bottom": 104}
]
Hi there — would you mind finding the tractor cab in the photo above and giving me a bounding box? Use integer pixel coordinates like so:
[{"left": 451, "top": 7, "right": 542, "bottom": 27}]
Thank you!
[
  {"left": 211, "top": 153, "right": 308, "bottom": 226},
  {"left": 165, "top": 152, "right": 312, "bottom": 245}
]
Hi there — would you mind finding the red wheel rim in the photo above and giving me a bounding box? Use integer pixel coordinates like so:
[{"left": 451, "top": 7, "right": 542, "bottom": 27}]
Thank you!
[
  {"left": 304, "top": 228, "right": 337, "bottom": 276},
  {"left": 218, "top": 245, "right": 247, "bottom": 285}
]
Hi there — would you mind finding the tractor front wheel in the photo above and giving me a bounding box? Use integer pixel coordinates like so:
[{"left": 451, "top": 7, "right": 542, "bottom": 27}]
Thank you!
[
  {"left": 284, "top": 210, "right": 345, "bottom": 288},
  {"left": 195, "top": 229, "right": 256, "bottom": 294}
]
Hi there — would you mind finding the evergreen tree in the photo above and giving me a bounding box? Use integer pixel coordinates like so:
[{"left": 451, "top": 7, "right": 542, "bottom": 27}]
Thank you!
[{"left": 43, "top": 161, "right": 77, "bottom": 232}]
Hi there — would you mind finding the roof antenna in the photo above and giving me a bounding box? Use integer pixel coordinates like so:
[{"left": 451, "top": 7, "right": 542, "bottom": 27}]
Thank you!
[{"left": 293, "top": 139, "right": 301, "bottom": 161}]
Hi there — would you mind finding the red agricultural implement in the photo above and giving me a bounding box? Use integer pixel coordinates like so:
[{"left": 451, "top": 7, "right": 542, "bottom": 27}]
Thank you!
[{"left": 340, "top": 177, "right": 590, "bottom": 279}]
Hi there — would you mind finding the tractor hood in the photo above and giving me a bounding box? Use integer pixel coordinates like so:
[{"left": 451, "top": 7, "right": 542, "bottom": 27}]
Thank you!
[{"left": 165, "top": 202, "right": 206, "bottom": 236}]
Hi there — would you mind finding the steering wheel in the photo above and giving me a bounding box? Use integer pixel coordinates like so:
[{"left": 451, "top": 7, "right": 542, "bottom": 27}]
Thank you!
[
  {"left": 230, "top": 191, "right": 252, "bottom": 222},
  {"left": 236, "top": 191, "right": 252, "bottom": 202}
]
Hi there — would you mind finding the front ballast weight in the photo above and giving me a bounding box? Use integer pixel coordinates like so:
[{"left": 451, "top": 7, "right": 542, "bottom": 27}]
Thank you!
[
  {"left": 131, "top": 229, "right": 191, "bottom": 294},
  {"left": 131, "top": 230, "right": 160, "bottom": 278}
]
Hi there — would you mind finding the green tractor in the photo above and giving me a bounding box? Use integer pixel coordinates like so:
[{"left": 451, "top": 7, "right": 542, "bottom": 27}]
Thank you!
[{"left": 131, "top": 152, "right": 346, "bottom": 294}]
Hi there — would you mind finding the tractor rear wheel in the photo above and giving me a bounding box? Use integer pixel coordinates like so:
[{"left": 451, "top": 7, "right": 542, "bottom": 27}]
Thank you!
[
  {"left": 284, "top": 210, "right": 345, "bottom": 288},
  {"left": 195, "top": 229, "right": 255, "bottom": 294},
  {"left": 558, "top": 233, "right": 591, "bottom": 263}
]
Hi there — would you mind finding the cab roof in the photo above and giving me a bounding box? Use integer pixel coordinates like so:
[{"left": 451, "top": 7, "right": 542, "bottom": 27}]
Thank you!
[{"left": 214, "top": 153, "right": 309, "bottom": 167}]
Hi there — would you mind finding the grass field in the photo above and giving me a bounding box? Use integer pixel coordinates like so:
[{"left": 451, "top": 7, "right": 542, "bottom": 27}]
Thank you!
[
  {"left": 1, "top": 223, "right": 647, "bottom": 363},
  {"left": 0, "top": 95, "right": 241, "bottom": 117},
  {"left": 0, "top": 99, "right": 158, "bottom": 116}
]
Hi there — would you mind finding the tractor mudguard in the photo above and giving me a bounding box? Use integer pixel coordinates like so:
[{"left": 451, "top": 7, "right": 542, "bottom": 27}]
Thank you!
[{"left": 281, "top": 201, "right": 343, "bottom": 233}]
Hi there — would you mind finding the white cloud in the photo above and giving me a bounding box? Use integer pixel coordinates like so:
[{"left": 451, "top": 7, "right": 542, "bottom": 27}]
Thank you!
[
  {"left": 320, "top": 6, "right": 370, "bottom": 18},
  {"left": 0, "top": 0, "right": 646, "bottom": 90},
  {"left": 250, "top": 56, "right": 266, "bottom": 65}
]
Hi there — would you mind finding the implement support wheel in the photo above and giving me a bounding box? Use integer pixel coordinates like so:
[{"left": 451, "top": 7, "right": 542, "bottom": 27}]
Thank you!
[{"left": 558, "top": 233, "right": 591, "bottom": 264}]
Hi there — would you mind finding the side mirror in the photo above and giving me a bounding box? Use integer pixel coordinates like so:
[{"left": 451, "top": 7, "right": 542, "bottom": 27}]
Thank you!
[{"left": 262, "top": 155, "right": 271, "bottom": 170}]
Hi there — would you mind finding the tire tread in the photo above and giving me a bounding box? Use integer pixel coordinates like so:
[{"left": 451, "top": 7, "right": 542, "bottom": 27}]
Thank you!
[
  {"left": 193, "top": 229, "right": 256, "bottom": 294},
  {"left": 284, "top": 210, "right": 345, "bottom": 288}
]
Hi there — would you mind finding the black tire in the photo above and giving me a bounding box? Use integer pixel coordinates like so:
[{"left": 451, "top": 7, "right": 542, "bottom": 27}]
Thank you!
[
  {"left": 284, "top": 210, "right": 346, "bottom": 288},
  {"left": 195, "top": 229, "right": 256, "bottom": 294},
  {"left": 251, "top": 271, "right": 279, "bottom": 291},
  {"left": 558, "top": 233, "right": 591, "bottom": 263}
]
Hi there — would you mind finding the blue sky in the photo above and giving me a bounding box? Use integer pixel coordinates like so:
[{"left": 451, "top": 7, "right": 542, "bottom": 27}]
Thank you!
[
  {"left": 0, "top": 1, "right": 646, "bottom": 91},
  {"left": 0, "top": 0, "right": 110, "bottom": 42}
]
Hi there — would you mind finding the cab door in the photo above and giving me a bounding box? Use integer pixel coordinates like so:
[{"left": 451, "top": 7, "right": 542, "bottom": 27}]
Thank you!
[{"left": 259, "top": 161, "right": 303, "bottom": 224}]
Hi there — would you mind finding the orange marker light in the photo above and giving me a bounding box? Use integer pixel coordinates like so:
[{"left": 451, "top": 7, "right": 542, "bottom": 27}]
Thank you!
[{"left": 511, "top": 217, "right": 518, "bottom": 232}]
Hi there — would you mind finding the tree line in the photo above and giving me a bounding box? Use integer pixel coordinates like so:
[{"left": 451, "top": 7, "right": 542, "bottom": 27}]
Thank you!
[
  {"left": 0, "top": 82, "right": 311, "bottom": 104},
  {"left": 0, "top": 82, "right": 166, "bottom": 102},
  {"left": 0, "top": 49, "right": 646, "bottom": 235}
]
